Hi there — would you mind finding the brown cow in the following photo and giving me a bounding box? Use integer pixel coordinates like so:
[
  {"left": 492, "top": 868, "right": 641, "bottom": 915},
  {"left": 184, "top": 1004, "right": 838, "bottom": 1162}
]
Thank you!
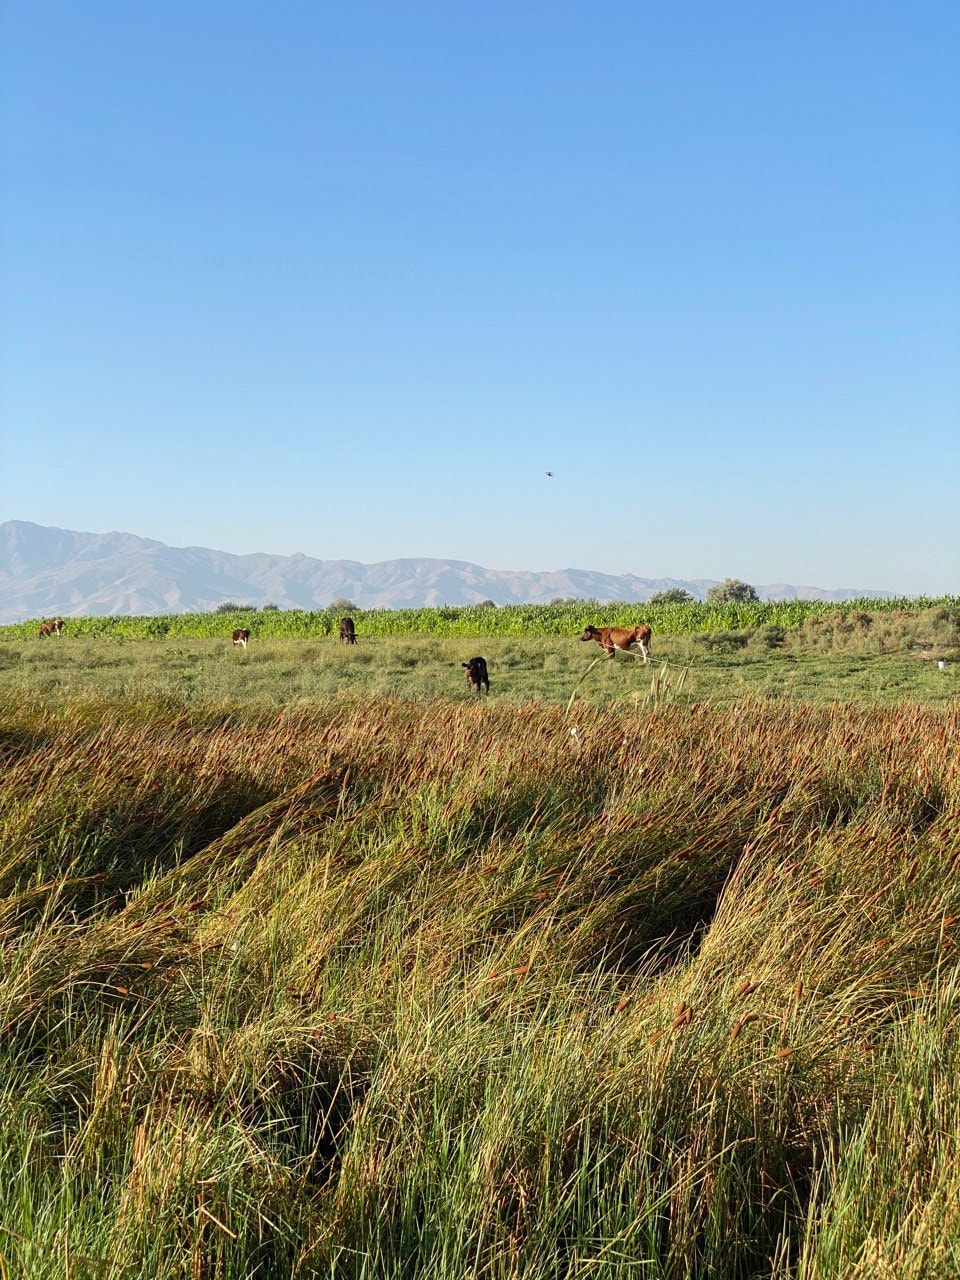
[
  {"left": 232, "top": 628, "right": 250, "bottom": 648},
  {"left": 339, "top": 617, "right": 357, "bottom": 645},
  {"left": 580, "top": 624, "right": 651, "bottom": 663},
  {"left": 38, "top": 619, "right": 64, "bottom": 638}
]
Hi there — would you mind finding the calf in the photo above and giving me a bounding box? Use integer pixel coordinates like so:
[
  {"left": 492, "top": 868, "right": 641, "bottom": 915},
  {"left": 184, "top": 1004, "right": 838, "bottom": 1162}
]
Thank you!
[
  {"left": 232, "top": 628, "right": 251, "bottom": 649},
  {"left": 462, "top": 656, "right": 490, "bottom": 695},
  {"left": 339, "top": 617, "right": 357, "bottom": 645},
  {"left": 580, "top": 624, "right": 652, "bottom": 663},
  {"left": 37, "top": 619, "right": 64, "bottom": 638}
]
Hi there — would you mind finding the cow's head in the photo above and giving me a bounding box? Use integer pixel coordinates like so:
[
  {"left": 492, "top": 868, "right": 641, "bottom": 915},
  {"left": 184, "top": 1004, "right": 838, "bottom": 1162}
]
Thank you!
[{"left": 580, "top": 626, "right": 601, "bottom": 642}]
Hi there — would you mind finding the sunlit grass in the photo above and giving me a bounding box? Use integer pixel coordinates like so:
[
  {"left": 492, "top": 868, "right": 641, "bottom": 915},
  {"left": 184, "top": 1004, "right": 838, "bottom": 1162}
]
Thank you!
[
  {"left": 0, "top": 691, "right": 958, "bottom": 1276},
  {"left": 0, "top": 630, "right": 957, "bottom": 710}
]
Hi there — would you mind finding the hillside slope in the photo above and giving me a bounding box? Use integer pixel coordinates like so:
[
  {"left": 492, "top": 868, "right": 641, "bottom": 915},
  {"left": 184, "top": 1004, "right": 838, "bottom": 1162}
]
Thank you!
[{"left": 0, "top": 520, "right": 892, "bottom": 620}]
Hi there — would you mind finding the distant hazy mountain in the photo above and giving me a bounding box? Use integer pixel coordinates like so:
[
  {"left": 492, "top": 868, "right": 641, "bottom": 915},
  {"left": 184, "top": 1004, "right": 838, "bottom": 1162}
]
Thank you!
[{"left": 0, "top": 520, "right": 895, "bottom": 622}]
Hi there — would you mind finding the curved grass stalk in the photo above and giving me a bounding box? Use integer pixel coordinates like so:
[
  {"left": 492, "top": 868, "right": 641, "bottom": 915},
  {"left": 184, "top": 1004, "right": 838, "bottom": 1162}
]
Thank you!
[{"left": 564, "top": 657, "right": 607, "bottom": 718}]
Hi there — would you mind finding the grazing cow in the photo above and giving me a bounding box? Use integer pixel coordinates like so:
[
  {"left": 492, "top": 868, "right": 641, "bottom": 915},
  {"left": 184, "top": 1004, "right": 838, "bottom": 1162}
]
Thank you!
[
  {"left": 232, "top": 628, "right": 251, "bottom": 649},
  {"left": 462, "top": 656, "right": 490, "bottom": 695},
  {"left": 37, "top": 619, "right": 64, "bottom": 638},
  {"left": 580, "top": 624, "right": 652, "bottom": 663},
  {"left": 339, "top": 617, "right": 357, "bottom": 645}
]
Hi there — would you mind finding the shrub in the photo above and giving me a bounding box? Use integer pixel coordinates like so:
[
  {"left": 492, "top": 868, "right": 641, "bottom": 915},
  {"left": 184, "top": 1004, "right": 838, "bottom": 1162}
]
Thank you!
[
  {"left": 706, "top": 579, "right": 760, "bottom": 605},
  {"left": 796, "top": 605, "right": 960, "bottom": 657},
  {"left": 650, "top": 588, "right": 695, "bottom": 605},
  {"left": 756, "top": 623, "right": 787, "bottom": 649},
  {"left": 695, "top": 629, "right": 752, "bottom": 653}
]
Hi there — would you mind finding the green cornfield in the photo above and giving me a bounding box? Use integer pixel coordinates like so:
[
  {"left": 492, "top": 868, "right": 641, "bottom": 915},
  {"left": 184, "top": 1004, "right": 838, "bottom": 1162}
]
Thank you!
[{"left": 4, "top": 596, "right": 958, "bottom": 641}]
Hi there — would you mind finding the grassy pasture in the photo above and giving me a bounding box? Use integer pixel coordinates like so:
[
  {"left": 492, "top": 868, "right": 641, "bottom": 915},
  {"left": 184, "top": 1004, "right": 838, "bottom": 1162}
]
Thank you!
[
  {"left": 0, "top": 692, "right": 958, "bottom": 1277},
  {"left": 1, "top": 628, "right": 958, "bottom": 710}
]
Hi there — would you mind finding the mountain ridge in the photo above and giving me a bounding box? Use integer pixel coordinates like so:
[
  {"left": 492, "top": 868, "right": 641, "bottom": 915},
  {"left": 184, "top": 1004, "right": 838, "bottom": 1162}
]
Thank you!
[{"left": 0, "top": 520, "right": 896, "bottom": 621}]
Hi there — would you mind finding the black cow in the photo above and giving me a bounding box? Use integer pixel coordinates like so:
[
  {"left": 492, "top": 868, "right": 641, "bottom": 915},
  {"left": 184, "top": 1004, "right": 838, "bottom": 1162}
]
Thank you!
[
  {"left": 462, "top": 657, "right": 490, "bottom": 695},
  {"left": 339, "top": 617, "right": 357, "bottom": 644},
  {"left": 232, "top": 628, "right": 251, "bottom": 648}
]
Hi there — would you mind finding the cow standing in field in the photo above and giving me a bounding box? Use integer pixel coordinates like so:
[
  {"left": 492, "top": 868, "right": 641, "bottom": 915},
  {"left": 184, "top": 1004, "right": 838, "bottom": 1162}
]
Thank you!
[
  {"left": 232, "top": 628, "right": 251, "bottom": 649},
  {"left": 38, "top": 619, "right": 64, "bottom": 638},
  {"left": 463, "top": 657, "right": 490, "bottom": 695},
  {"left": 339, "top": 617, "right": 357, "bottom": 645},
  {"left": 580, "top": 624, "right": 652, "bottom": 663}
]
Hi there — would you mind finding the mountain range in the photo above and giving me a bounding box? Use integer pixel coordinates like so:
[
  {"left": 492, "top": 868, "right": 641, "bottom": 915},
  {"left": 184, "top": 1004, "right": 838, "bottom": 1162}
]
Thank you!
[{"left": 0, "top": 520, "right": 894, "bottom": 622}]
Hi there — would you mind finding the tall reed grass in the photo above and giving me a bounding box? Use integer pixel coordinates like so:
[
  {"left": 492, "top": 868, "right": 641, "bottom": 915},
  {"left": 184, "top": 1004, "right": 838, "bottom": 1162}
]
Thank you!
[{"left": 0, "top": 693, "right": 958, "bottom": 1277}]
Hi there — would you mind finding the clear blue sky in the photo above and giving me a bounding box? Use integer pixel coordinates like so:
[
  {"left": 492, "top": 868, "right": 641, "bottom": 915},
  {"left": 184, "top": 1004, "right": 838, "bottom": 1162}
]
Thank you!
[{"left": 3, "top": 1, "right": 958, "bottom": 593}]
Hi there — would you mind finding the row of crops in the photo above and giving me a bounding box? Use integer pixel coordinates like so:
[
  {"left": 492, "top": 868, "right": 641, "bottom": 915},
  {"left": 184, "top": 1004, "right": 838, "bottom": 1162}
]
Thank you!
[{"left": 3, "top": 597, "right": 958, "bottom": 640}]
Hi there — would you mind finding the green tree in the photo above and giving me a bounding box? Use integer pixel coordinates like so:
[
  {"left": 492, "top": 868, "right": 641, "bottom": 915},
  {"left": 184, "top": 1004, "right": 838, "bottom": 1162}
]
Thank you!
[
  {"left": 328, "top": 597, "right": 360, "bottom": 613},
  {"left": 706, "top": 579, "right": 760, "bottom": 604},
  {"left": 650, "top": 588, "right": 695, "bottom": 605},
  {"left": 214, "top": 602, "right": 245, "bottom": 613}
]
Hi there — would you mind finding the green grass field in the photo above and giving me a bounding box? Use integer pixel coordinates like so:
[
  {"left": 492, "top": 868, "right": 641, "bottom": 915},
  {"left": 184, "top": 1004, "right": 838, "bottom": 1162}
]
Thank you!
[
  {"left": 1, "top": 609, "right": 958, "bottom": 1277},
  {"left": 1, "top": 629, "right": 957, "bottom": 711}
]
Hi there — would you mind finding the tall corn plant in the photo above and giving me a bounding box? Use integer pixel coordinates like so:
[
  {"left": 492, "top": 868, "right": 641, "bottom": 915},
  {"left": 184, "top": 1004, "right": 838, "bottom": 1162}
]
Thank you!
[{"left": 3, "top": 598, "right": 957, "bottom": 642}]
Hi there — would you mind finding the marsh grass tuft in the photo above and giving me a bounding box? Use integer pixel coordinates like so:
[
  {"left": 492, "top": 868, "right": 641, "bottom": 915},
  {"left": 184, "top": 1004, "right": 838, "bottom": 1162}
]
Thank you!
[{"left": 0, "top": 691, "right": 958, "bottom": 1276}]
